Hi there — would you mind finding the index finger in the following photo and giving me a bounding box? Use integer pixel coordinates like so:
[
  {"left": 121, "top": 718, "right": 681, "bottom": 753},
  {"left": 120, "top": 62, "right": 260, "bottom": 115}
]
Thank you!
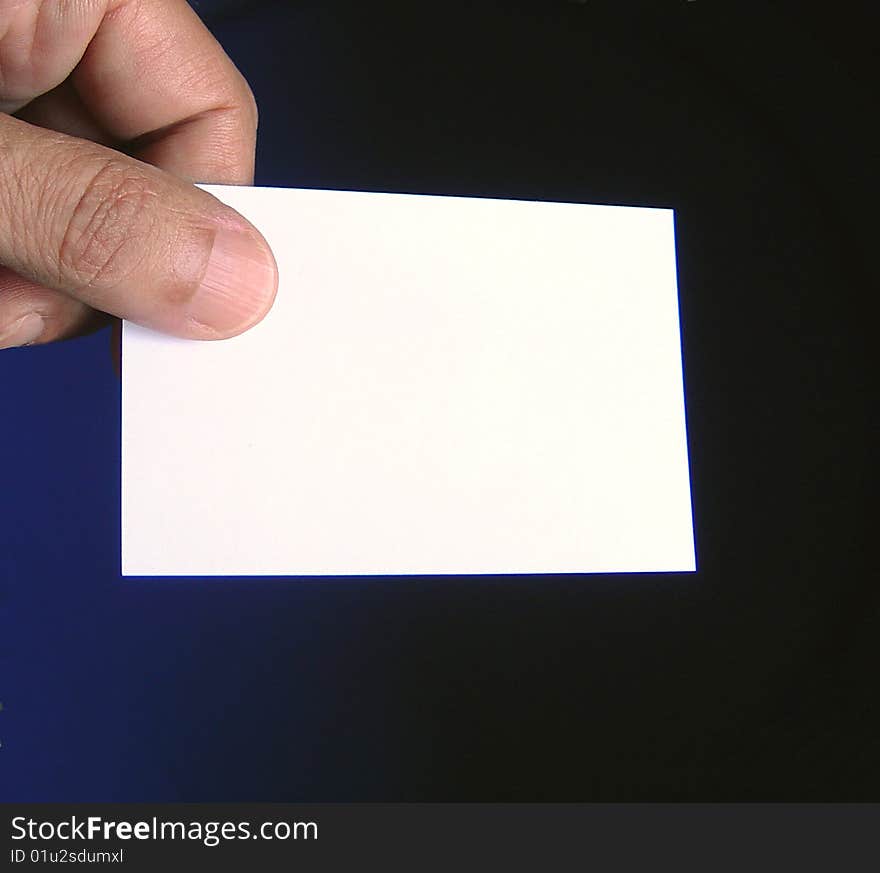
[
  {"left": 0, "top": 0, "right": 258, "bottom": 183},
  {"left": 74, "top": 0, "right": 259, "bottom": 182},
  {"left": 73, "top": 0, "right": 257, "bottom": 184}
]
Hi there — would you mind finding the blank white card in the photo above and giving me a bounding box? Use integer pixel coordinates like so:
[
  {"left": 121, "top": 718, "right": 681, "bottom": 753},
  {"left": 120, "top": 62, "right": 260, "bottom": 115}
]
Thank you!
[{"left": 122, "top": 186, "right": 695, "bottom": 576}]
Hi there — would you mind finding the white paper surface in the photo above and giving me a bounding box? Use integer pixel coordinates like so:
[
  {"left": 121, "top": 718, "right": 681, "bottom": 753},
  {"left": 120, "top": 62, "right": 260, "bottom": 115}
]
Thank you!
[{"left": 122, "top": 186, "right": 695, "bottom": 576}]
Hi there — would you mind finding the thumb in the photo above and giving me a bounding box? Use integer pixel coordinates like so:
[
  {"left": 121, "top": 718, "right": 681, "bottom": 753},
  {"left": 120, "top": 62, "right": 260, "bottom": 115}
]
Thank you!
[{"left": 0, "top": 114, "right": 277, "bottom": 339}]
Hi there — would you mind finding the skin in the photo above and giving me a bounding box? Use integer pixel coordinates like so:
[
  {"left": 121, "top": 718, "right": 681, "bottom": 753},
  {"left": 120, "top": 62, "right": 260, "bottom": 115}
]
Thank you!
[{"left": 0, "top": 0, "right": 279, "bottom": 350}]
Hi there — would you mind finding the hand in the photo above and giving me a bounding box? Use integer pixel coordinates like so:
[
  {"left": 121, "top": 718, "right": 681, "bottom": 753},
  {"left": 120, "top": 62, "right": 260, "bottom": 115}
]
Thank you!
[{"left": 0, "top": 0, "right": 278, "bottom": 349}]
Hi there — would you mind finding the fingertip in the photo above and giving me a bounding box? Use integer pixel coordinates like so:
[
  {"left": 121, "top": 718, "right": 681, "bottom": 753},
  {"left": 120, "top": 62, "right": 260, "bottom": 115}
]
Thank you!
[
  {"left": 182, "top": 221, "right": 279, "bottom": 339},
  {"left": 0, "top": 313, "right": 45, "bottom": 350}
]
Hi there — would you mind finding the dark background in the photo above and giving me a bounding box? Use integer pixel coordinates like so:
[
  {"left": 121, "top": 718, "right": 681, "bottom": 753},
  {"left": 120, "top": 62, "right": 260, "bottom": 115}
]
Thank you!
[{"left": 1, "top": 1, "right": 875, "bottom": 800}]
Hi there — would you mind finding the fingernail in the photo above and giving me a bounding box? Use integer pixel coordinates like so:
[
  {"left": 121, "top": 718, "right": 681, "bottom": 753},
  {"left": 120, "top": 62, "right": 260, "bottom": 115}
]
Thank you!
[
  {"left": 186, "top": 224, "right": 278, "bottom": 336},
  {"left": 0, "top": 313, "right": 44, "bottom": 350}
]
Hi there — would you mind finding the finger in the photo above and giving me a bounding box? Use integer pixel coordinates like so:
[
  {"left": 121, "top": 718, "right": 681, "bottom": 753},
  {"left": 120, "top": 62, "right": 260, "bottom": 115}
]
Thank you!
[
  {"left": 0, "top": 267, "right": 106, "bottom": 349},
  {"left": 15, "top": 79, "right": 118, "bottom": 147},
  {"left": 0, "top": 113, "right": 277, "bottom": 339},
  {"left": 72, "top": 0, "right": 258, "bottom": 182},
  {"left": 0, "top": 0, "right": 106, "bottom": 114},
  {"left": 0, "top": 0, "right": 258, "bottom": 184}
]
